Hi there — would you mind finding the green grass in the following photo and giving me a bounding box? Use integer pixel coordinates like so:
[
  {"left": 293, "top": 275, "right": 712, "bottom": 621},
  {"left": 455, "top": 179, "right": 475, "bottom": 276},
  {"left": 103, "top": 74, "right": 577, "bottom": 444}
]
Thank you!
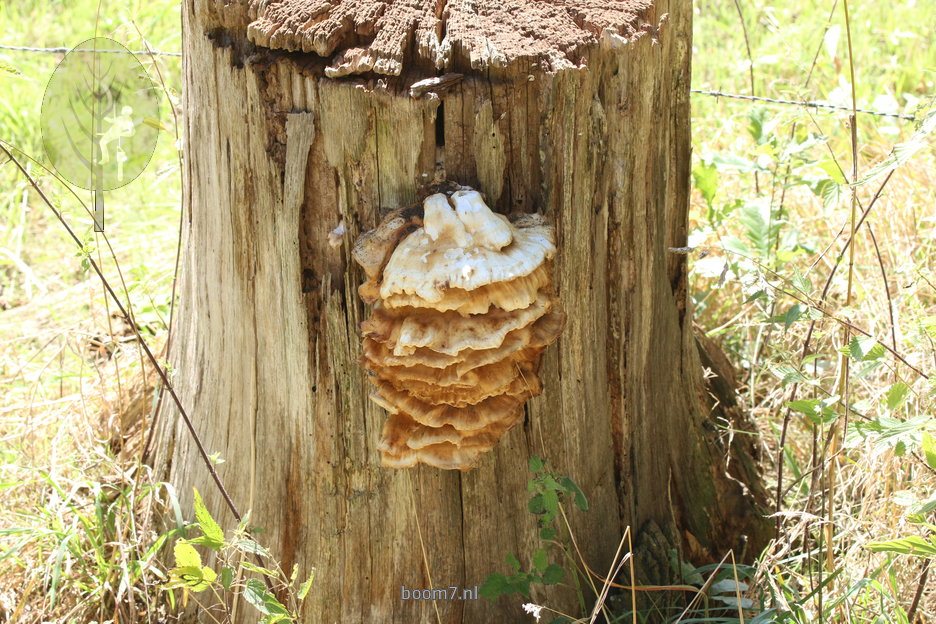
[{"left": 1, "top": 0, "right": 935, "bottom": 622}]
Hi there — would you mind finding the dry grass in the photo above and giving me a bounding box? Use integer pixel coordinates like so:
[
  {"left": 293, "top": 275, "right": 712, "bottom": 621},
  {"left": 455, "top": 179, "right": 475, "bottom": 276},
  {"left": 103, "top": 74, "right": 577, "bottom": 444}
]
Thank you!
[{"left": 0, "top": 0, "right": 934, "bottom": 621}]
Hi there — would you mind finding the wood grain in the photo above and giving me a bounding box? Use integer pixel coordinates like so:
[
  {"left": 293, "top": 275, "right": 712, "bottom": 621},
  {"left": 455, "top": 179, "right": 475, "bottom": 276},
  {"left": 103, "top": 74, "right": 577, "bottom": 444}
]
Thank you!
[{"left": 154, "top": 0, "right": 769, "bottom": 621}]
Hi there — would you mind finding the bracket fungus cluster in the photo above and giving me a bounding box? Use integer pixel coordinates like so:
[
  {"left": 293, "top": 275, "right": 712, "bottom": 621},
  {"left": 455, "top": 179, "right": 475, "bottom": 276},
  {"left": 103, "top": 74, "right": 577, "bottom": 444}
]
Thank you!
[{"left": 352, "top": 188, "right": 564, "bottom": 470}]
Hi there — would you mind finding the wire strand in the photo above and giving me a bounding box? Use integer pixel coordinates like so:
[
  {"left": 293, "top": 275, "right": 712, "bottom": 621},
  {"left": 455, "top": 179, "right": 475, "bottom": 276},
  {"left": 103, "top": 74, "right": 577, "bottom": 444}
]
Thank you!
[
  {"left": 0, "top": 43, "right": 181, "bottom": 56},
  {"left": 0, "top": 43, "right": 917, "bottom": 121}
]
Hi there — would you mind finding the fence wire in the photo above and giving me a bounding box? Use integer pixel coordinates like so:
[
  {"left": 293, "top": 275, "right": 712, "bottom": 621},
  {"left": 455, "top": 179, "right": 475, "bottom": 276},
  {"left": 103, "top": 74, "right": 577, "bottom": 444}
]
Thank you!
[{"left": 0, "top": 43, "right": 920, "bottom": 121}]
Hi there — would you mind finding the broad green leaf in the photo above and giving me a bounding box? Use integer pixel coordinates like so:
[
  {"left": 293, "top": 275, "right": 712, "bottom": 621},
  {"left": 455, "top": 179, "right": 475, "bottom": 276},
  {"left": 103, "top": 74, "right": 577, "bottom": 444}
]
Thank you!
[
  {"left": 505, "top": 552, "right": 521, "bottom": 572},
  {"left": 559, "top": 477, "right": 589, "bottom": 511},
  {"left": 692, "top": 161, "right": 719, "bottom": 209},
  {"left": 234, "top": 538, "right": 271, "bottom": 557},
  {"left": 541, "top": 488, "right": 559, "bottom": 517},
  {"left": 818, "top": 158, "right": 848, "bottom": 185},
  {"left": 909, "top": 494, "right": 936, "bottom": 516},
  {"left": 298, "top": 568, "right": 316, "bottom": 600},
  {"left": 770, "top": 364, "right": 808, "bottom": 387},
  {"left": 243, "top": 578, "right": 289, "bottom": 615},
  {"left": 173, "top": 541, "right": 202, "bottom": 569},
  {"left": 842, "top": 336, "right": 885, "bottom": 362},
  {"left": 527, "top": 494, "right": 545, "bottom": 515},
  {"left": 539, "top": 526, "right": 557, "bottom": 540},
  {"left": 170, "top": 564, "right": 217, "bottom": 592},
  {"left": 787, "top": 398, "right": 838, "bottom": 425},
  {"left": 886, "top": 382, "right": 911, "bottom": 411},
  {"left": 191, "top": 488, "right": 225, "bottom": 549},
  {"left": 528, "top": 456, "right": 544, "bottom": 474},
  {"left": 221, "top": 566, "right": 234, "bottom": 590},
  {"left": 241, "top": 561, "right": 278, "bottom": 577},
  {"left": 542, "top": 563, "right": 565, "bottom": 585},
  {"left": 712, "top": 153, "right": 766, "bottom": 173},
  {"left": 854, "top": 109, "right": 936, "bottom": 187},
  {"left": 784, "top": 304, "right": 805, "bottom": 331},
  {"left": 922, "top": 434, "right": 936, "bottom": 471},
  {"left": 532, "top": 548, "right": 548, "bottom": 573},
  {"left": 865, "top": 535, "right": 936, "bottom": 557},
  {"left": 480, "top": 573, "right": 511, "bottom": 602}
]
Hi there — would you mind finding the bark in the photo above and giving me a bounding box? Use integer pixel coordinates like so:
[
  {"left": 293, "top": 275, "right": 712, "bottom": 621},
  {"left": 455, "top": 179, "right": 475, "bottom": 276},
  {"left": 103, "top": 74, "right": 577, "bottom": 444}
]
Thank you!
[{"left": 154, "top": 1, "right": 771, "bottom": 621}]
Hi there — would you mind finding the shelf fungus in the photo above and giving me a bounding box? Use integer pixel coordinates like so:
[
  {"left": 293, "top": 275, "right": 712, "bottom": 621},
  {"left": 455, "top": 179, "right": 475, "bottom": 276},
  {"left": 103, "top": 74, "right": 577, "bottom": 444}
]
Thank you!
[
  {"left": 352, "top": 188, "right": 564, "bottom": 471},
  {"left": 354, "top": 187, "right": 564, "bottom": 470}
]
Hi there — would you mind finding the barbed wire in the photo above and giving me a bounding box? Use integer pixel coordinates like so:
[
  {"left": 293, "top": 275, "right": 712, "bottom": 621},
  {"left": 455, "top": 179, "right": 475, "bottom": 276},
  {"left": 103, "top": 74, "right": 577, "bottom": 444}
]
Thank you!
[
  {"left": 0, "top": 43, "right": 181, "bottom": 57},
  {"left": 0, "top": 43, "right": 920, "bottom": 121},
  {"left": 691, "top": 88, "right": 916, "bottom": 121}
]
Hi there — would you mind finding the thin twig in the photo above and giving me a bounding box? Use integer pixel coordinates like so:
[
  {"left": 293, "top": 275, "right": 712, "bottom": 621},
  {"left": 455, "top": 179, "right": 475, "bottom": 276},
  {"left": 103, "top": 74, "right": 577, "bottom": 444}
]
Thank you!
[
  {"left": 907, "top": 559, "right": 929, "bottom": 623},
  {"left": 0, "top": 144, "right": 275, "bottom": 591}
]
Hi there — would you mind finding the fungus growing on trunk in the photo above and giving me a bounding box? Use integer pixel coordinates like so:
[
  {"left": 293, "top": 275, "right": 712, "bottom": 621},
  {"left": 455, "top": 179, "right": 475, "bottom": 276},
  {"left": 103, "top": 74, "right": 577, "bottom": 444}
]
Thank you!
[{"left": 352, "top": 188, "right": 564, "bottom": 470}]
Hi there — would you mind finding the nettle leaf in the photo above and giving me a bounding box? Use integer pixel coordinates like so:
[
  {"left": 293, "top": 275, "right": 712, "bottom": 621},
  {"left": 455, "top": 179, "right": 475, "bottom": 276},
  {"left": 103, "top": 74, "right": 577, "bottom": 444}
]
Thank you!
[
  {"left": 541, "top": 488, "right": 560, "bottom": 518},
  {"left": 748, "top": 108, "right": 767, "bottom": 144},
  {"left": 220, "top": 566, "right": 234, "bottom": 591},
  {"left": 842, "top": 336, "right": 885, "bottom": 362},
  {"left": 818, "top": 158, "right": 848, "bottom": 185},
  {"left": 241, "top": 561, "right": 278, "bottom": 578},
  {"left": 738, "top": 200, "right": 777, "bottom": 258},
  {"left": 885, "top": 382, "right": 911, "bottom": 411},
  {"left": 768, "top": 305, "right": 806, "bottom": 330},
  {"left": 297, "top": 568, "right": 316, "bottom": 600},
  {"left": 480, "top": 573, "right": 511, "bottom": 601},
  {"left": 790, "top": 268, "right": 811, "bottom": 296},
  {"left": 542, "top": 564, "right": 565, "bottom": 585},
  {"left": 528, "top": 456, "right": 544, "bottom": 474},
  {"left": 243, "top": 578, "right": 289, "bottom": 616},
  {"left": 909, "top": 494, "right": 936, "bottom": 516},
  {"left": 787, "top": 398, "right": 839, "bottom": 425},
  {"left": 528, "top": 494, "right": 545, "bottom": 515},
  {"left": 173, "top": 541, "right": 202, "bottom": 569},
  {"left": 810, "top": 177, "right": 843, "bottom": 211},
  {"left": 559, "top": 477, "right": 588, "bottom": 511},
  {"left": 532, "top": 548, "right": 548, "bottom": 573},
  {"left": 851, "top": 415, "right": 930, "bottom": 450},
  {"left": 539, "top": 526, "right": 557, "bottom": 540},
  {"left": 711, "top": 153, "right": 765, "bottom": 174},
  {"left": 235, "top": 538, "right": 272, "bottom": 557},
  {"left": 854, "top": 108, "right": 936, "bottom": 188},
  {"left": 692, "top": 160, "right": 719, "bottom": 209},
  {"left": 190, "top": 488, "right": 225, "bottom": 549},
  {"left": 505, "top": 552, "right": 521, "bottom": 572},
  {"left": 922, "top": 434, "right": 936, "bottom": 472},
  {"left": 169, "top": 564, "right": 217, "bottom": 593},
  {"left": 770, "top": 364, "right": 808, "bottom": 387},
  {"left": 865, "top": 535, "right": 936, "bottom": 557}
]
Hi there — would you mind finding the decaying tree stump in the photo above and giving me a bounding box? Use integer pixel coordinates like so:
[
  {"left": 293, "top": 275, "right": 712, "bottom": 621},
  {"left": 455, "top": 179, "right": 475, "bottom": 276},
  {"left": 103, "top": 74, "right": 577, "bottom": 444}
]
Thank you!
[{"left": 153, "top": 0, "right": 771, "bottom": 621}]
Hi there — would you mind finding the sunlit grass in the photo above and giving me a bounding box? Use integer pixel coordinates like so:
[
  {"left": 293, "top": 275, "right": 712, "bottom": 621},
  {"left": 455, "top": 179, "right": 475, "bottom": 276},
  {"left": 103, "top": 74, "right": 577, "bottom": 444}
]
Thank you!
[{"left": 0, "top": 0, "right": 934, "bottom": 621}]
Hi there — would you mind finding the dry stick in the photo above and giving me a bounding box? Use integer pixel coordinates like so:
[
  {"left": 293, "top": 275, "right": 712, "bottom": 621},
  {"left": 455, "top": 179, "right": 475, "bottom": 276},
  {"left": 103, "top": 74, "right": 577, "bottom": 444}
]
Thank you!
[
  {"left": 773, "top": 169, "right": 896, "bottom": 539},
  {"left": 733, "top": 256, "right": 926, "bottom": 379},
  {"left": 133, "top": 24, "right": 185, "bottom": 463},
  {"left": 0, "top": 144, "right": 275, "bottom": 591},
  {"left": 825, "top": 0, "right": 862, "bottom": 584},
  {"left": 907, "top": 559, "right": 930, "bottom": 624},
  {"left": 731, "top": 0, "right": 760, "bottom": 195},
  {"left": 866, "top": 224, "right": 899, "bottom": 370},
  {"left": 754, "top": 0, "right": 836, "bottom": 394}
]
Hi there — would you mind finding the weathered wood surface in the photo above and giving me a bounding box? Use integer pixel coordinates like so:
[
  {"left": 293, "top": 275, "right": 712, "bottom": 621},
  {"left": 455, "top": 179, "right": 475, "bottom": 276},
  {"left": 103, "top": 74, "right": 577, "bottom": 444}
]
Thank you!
[{"left": 154, "top": 0, "right": 770, "bottom": 621}]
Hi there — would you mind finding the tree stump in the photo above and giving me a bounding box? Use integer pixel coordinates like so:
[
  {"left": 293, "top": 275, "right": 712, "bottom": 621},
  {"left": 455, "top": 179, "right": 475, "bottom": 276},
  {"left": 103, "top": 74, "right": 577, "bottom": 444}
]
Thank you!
[{"left": 154, "top": 0, "right": 771, "bottom": 621}]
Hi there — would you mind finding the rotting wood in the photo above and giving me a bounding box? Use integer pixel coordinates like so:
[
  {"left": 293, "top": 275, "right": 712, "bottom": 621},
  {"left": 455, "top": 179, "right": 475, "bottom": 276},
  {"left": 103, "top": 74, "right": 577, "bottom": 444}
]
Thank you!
[{"left": 154, "top": 0, "right": 771, "bottom": 622}]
